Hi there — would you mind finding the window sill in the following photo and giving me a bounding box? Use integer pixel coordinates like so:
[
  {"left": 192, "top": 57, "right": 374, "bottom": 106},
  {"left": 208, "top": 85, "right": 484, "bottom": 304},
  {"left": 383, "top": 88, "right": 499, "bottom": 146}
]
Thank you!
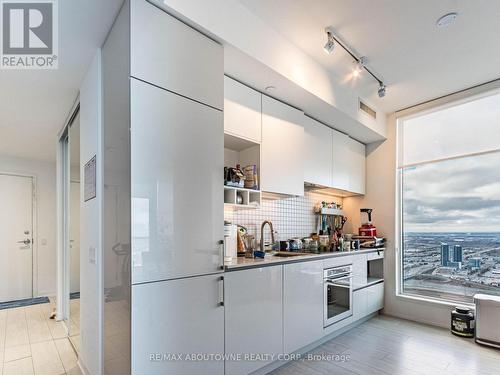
[{"left": 396, "top": 291, "right": 475, "bottom": 309}]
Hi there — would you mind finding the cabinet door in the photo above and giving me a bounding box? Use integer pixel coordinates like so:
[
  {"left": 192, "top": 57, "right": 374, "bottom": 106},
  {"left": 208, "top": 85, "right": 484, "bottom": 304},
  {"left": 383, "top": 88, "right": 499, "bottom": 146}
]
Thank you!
[
  {"left": 132, "top": 275, "right": 224, "bottom": 375},
  {"left": 131, "top": 78, "right": 223, "bottom": 283},
  {"left": 284, "top": 261, "right": 324, "bottom": 354},
  {"left": 225, "top": 266, "right": 283, "bottom": 375},
  {"left": 365, "top": 282, "right": 384, "bottom": 314},
  {"left": 261, "top": 95, "right": 304, "bottom": 196},
  {"left": 303, "top": 116, "right": 333, "bottom": 187},
  {"left": 348, "top": 138, "right": 366, "bottom": 194},
  {"left": 131, "top": 0, "right": 223, "bottom": 110},
  {"left": 331, "top": 130, "right": 351, "bottom": 191},
  {"left": 353, "top": 288, "right": 368, "bottom": 321},
  {"left": 224, "top": 76, "right": 262, "bottom": 143}
]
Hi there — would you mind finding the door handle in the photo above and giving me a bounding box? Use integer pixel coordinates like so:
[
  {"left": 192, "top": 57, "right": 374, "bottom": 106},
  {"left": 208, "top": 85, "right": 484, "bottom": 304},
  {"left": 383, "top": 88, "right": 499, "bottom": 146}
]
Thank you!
[
  {"left": 17, "top": 239, "right": 31, "bottom": 245},
  {"left": 219, "top": 239, "right": 224, "bottom": 270},
  {"left": 218, "top": 276, "right": 224, "bottom": 307}
]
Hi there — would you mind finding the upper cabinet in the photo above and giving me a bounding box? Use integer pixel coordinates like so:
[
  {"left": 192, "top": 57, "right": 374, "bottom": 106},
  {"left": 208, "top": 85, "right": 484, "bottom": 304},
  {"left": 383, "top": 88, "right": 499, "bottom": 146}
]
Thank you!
[
  {"left": 261, "top": 95, "right": 304, "bottom": 196},
  {"left": 331, "top": 130, "right": 352, "bottom": 192},
  {"left": 304, "top": 116, "right": 333, "bottom": 187},
  {"left": 224, "top": 76, "right": 262, "bottom": 143},
  {"left": 130, "top": 0, "right": 223, "bottom": 110},
  {"left": 347, "top": 137, "right": 366, "bottom": 195}
]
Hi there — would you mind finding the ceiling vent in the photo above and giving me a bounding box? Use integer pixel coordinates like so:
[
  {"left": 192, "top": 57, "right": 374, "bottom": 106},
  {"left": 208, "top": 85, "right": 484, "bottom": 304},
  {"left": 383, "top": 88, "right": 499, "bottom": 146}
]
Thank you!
[{"left": 359, "top": 100, "right": 376, "bottom": 119}]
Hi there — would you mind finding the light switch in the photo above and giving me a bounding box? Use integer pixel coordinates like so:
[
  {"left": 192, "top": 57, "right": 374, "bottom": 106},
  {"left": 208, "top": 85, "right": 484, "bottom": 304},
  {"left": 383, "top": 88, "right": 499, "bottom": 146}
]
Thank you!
[{"left": 89, "top": 246, "right": 96, "bottom": 264}]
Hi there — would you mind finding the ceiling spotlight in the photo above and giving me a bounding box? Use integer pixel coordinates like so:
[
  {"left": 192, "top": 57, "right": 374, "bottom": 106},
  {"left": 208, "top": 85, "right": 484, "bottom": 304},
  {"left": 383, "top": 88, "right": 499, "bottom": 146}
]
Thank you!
[
  {"left": 378, "top": 83, "right": 386, "bottom": 98},
  {"left": 352, "top": 57, "right": 366, "bottom": 77},
  {"left": 323, "top": 29, "right": 335, "bottom": 54},
  {"left": 436, "top": 12, "right": 458, "bottom": 27}
]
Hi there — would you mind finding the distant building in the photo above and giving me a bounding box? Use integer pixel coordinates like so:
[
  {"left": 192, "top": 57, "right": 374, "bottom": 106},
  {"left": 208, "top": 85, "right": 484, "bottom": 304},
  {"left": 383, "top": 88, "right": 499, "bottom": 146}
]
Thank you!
[
  {"left": 441, "top": 243, "right": 450, "bottom": 266},
  {"left": 448, "top": 261, "right": 462, "bottom": 270},
  {"left": 453, "top": 245, "right": 463, "bottom": 263},
  {"left": 469, "top": 257, "right": 481, "bottom": 269}
]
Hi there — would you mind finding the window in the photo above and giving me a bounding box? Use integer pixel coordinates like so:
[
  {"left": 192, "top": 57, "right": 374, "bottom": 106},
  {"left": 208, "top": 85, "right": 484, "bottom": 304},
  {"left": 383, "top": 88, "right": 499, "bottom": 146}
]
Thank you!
[{"left": 398, "top": 90, "right": 500, "bottom": 304}]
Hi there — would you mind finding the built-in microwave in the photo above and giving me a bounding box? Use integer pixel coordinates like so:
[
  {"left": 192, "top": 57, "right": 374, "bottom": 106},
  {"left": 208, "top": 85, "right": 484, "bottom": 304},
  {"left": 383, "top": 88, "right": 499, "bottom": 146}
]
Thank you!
[{"left": 324, "top": 265, "right": 353, "bottom": 327}]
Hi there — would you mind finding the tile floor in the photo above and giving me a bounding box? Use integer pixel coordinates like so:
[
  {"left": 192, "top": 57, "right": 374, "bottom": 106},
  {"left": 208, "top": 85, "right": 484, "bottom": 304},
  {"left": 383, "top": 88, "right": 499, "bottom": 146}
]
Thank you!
[
  {"left": 271, "top": 314, "right": 500, "bottom": 375},
  {"left": 0, "top": 298, "right": 82, "bottom": 375}
]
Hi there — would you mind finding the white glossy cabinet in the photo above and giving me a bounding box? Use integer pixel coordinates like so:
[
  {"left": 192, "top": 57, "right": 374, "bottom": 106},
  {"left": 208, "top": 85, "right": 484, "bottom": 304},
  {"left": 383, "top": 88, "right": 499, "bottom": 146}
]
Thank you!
[
  {"left": 261, "top": 95, "right": 304, "bottom": 196},
  {"left": 224, "top": 76, "right": 262, "bottom": 143},
  {"left": 131, "top": 0, "right": 223, "bottom": 110},
  {"left": 225, "top": 266, "right": 283, "bottom": 375},
  {"left": 347, "top": 137, "right": 366, "bottom": 194},
  {"left": 331, "top": 130, "right": 366, "bottom": 194},
  {"left": 303, "top": 116, "right": 333, "bottom": 187},
  {"left": 131, "top": 78, "right": 223, "bottom": 283},
  {"left": 283, "top": 261, "right": 324, "bottom": 354},
  {"left": 365, "top": 282, "right": 384, "bottom": 314},
  {"left": 331, "top": 130, "right": 351, "bottom": 191},
  {"left": 131, "top": 274, "right": 224, "bottom": 375},
  {"left": 353, "top": 282, "right": 384, "bottom": 320}
]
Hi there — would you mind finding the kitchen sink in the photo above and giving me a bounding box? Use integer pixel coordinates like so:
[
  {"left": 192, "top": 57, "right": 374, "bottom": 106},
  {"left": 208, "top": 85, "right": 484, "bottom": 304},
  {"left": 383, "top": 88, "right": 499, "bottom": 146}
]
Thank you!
[{"left": 273, "top": 251, "right": 311, "bottom": 257}]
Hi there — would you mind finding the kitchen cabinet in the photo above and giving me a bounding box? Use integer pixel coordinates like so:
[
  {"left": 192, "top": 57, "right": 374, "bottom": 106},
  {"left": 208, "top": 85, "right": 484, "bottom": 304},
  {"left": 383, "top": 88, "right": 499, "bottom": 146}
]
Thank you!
[
  {"left": 283, "top": 261, "right": 324, "bottom": 354},
  {"left": 261, "top": 95, "right": 304, "bottom": 196},
  {"left": 131, "top": 274, "right": 224, "bottom": 375},
  {"left": 131, "top": 78, "right": 223, "bottom": 284},
  {"left": 225, "top": 266, "right": 283, "bottom": 375},
  {"left": 347, "top": 137, "right": 366, "bottom": 194},
  {"left": 332, "top": 130, "right": 366, "bottom": 194},
  {"left": 131, "top": 0, "right": 223, "bottom": 110},
  {"left": 331, "top": 130, "right": 351, "bottom": 192},
  {"left": 224, "top": 76, "right": 262, "bottom": 143},
  {"left": 303, "top": 116, "right": 333, "bottom": 187},
  {"left": 352, "top": 288, "right": 368, "bottom": 321},
  {"left": 365, "top": 282, "right": 384, "bottom": 314}
]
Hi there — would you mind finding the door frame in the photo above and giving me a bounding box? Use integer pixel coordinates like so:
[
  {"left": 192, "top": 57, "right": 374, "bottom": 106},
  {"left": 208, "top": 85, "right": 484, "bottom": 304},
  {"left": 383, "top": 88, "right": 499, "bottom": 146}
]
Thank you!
[
  {"left": 57, "top": 98, "right": 80, "bottom": 323},
  {"left": 0, "top": 172, "right": 37, "bottom": 300}
]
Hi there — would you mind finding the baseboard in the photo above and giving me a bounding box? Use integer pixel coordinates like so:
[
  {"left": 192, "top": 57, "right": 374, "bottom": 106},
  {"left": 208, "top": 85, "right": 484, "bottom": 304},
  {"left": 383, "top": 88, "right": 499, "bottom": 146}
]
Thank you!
[
  {"left": 251, "top": 313, "right": 377, "bottom": 375},
  {"left": 78, "top": 359, "right": 91, "bottom": 375}
]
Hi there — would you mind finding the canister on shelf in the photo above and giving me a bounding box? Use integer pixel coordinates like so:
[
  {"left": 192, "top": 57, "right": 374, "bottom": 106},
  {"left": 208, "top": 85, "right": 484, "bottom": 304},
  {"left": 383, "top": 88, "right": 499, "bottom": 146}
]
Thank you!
[{"left": 451, "top": 306, "right": 475, "bottom": 338}]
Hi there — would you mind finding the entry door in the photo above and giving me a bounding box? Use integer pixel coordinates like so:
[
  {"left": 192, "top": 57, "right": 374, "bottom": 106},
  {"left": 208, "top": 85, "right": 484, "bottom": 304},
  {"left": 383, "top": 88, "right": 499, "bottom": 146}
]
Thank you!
[{"left": 0, "top": 174, "right": 33, "bottom": 302}]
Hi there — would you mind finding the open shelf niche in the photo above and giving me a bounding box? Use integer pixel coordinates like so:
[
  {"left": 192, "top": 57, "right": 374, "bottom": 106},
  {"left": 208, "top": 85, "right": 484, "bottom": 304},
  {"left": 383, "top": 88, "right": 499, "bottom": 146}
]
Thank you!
[{"left": 224, "top": 133, "right": 261, "bottom": 210}]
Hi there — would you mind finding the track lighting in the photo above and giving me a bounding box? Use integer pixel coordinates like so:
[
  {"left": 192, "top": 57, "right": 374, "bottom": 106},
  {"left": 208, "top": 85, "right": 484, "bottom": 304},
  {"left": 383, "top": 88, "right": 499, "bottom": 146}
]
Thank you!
[
  {"left": 323, "top": 29, "right": 335, "bottom": 54},
  {"left": 352, "top": 57, "right": 366, "bottom": 77},
  {"left": 378, "top": 83, "right": 386, "bottom": 98},
  {"left": 323, "top": 26, "right": 387, "bottom": 98}
]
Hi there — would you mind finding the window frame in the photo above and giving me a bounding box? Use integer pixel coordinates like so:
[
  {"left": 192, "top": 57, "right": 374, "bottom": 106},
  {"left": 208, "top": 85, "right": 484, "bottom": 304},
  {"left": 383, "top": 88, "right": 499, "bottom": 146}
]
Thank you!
[{"left": 395, "top": 87, "right": 500, "bottom": 307}]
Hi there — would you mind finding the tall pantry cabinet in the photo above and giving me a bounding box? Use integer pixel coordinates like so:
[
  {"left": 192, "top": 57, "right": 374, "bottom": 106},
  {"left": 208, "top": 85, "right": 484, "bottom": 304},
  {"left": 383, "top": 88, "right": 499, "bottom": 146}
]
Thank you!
[{"left": 102, "top": 1, "right": 225, "bottom": 374}]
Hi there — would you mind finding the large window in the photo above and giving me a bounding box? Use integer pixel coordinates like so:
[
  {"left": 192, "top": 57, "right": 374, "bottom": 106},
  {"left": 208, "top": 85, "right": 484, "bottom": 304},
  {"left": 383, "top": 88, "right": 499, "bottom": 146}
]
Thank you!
[{"left": 398, "top": 90, "right": 500, "bottom": 304}]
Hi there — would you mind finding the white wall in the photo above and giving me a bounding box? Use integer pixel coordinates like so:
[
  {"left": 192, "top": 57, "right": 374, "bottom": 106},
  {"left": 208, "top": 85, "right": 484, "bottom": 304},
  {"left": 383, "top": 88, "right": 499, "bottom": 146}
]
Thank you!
[
  {"left": 0, "top": 155, "right": 57, "bottom": 297},
  {"left": 79, "top": 50, "right": 103, "bottom": 375},
  {"left": 343, "top": 114, "right": 454, "bottom": 328}
]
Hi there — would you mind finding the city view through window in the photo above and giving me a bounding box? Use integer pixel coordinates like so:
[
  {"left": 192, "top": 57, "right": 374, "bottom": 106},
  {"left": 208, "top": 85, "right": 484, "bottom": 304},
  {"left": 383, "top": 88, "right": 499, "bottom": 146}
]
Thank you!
[
  {"left": 399, "top": 93, "right": 500, "bottom": 304},
  {"left": 402, "top": 153, "right": 500, "bottom": 304}
]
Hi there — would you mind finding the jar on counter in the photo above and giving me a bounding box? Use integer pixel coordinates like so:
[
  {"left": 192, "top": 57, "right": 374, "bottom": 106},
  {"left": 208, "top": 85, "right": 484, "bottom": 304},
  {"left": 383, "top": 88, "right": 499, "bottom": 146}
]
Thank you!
[{"left": 451, "top": 307, "right": 475, "bottom": 338}]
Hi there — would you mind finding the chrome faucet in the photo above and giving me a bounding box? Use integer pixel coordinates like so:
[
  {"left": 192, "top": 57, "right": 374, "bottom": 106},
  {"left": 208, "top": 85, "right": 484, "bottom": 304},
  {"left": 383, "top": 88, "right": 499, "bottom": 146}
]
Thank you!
[{"left": 260, "top": 220, "right": 275, "bottom": 252}]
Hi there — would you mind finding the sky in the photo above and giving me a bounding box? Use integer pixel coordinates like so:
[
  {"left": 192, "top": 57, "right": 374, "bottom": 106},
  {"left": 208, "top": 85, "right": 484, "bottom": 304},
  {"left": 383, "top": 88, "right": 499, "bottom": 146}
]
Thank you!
[{"left": 403, "top": 151, "right": 500, "bottom": 232}]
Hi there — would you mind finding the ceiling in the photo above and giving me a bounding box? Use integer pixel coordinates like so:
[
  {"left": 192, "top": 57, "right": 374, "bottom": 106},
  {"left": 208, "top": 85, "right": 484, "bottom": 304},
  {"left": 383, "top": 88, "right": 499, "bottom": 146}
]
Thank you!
[
  {"left": 238, "top": 0, "right": 500, "bottom": 113},
  {"left": 0, "top": 0, "right": 123, "bottom": 162}
]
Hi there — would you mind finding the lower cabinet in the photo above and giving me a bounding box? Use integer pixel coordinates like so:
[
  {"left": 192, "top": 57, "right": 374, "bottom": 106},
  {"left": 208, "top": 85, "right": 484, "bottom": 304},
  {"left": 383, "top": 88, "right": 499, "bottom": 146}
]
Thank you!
[
  {"left": 366, "top": 282, "right": 384, "bottom": 314},
  {"left": 283, "top": 261, "right": 323, "bottom": 354},
  {"left": 131, "top": 274, "right": 225, "bottom": 375},
  {"left": 225, "top": 266, "right": 283, "bottom": 375},
  {"left": 353, "top": 282, "right": 384, "bottom": 320}
]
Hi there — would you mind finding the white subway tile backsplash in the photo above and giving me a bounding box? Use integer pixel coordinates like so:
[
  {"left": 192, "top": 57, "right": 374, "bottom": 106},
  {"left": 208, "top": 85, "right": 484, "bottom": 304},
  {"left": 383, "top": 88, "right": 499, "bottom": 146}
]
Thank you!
[{"left": 224, "top": 191, "right": 342, "bottom": 244}]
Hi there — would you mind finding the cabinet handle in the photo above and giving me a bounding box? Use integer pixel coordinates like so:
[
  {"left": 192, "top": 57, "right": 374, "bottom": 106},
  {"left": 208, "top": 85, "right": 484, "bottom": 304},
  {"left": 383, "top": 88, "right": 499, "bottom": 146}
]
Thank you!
[
  {"left": 219, "top": 239, "right": 224, "bottom": 270},
  {"left": 218, "top": 275, "right": 224, "bottom": 307}
]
